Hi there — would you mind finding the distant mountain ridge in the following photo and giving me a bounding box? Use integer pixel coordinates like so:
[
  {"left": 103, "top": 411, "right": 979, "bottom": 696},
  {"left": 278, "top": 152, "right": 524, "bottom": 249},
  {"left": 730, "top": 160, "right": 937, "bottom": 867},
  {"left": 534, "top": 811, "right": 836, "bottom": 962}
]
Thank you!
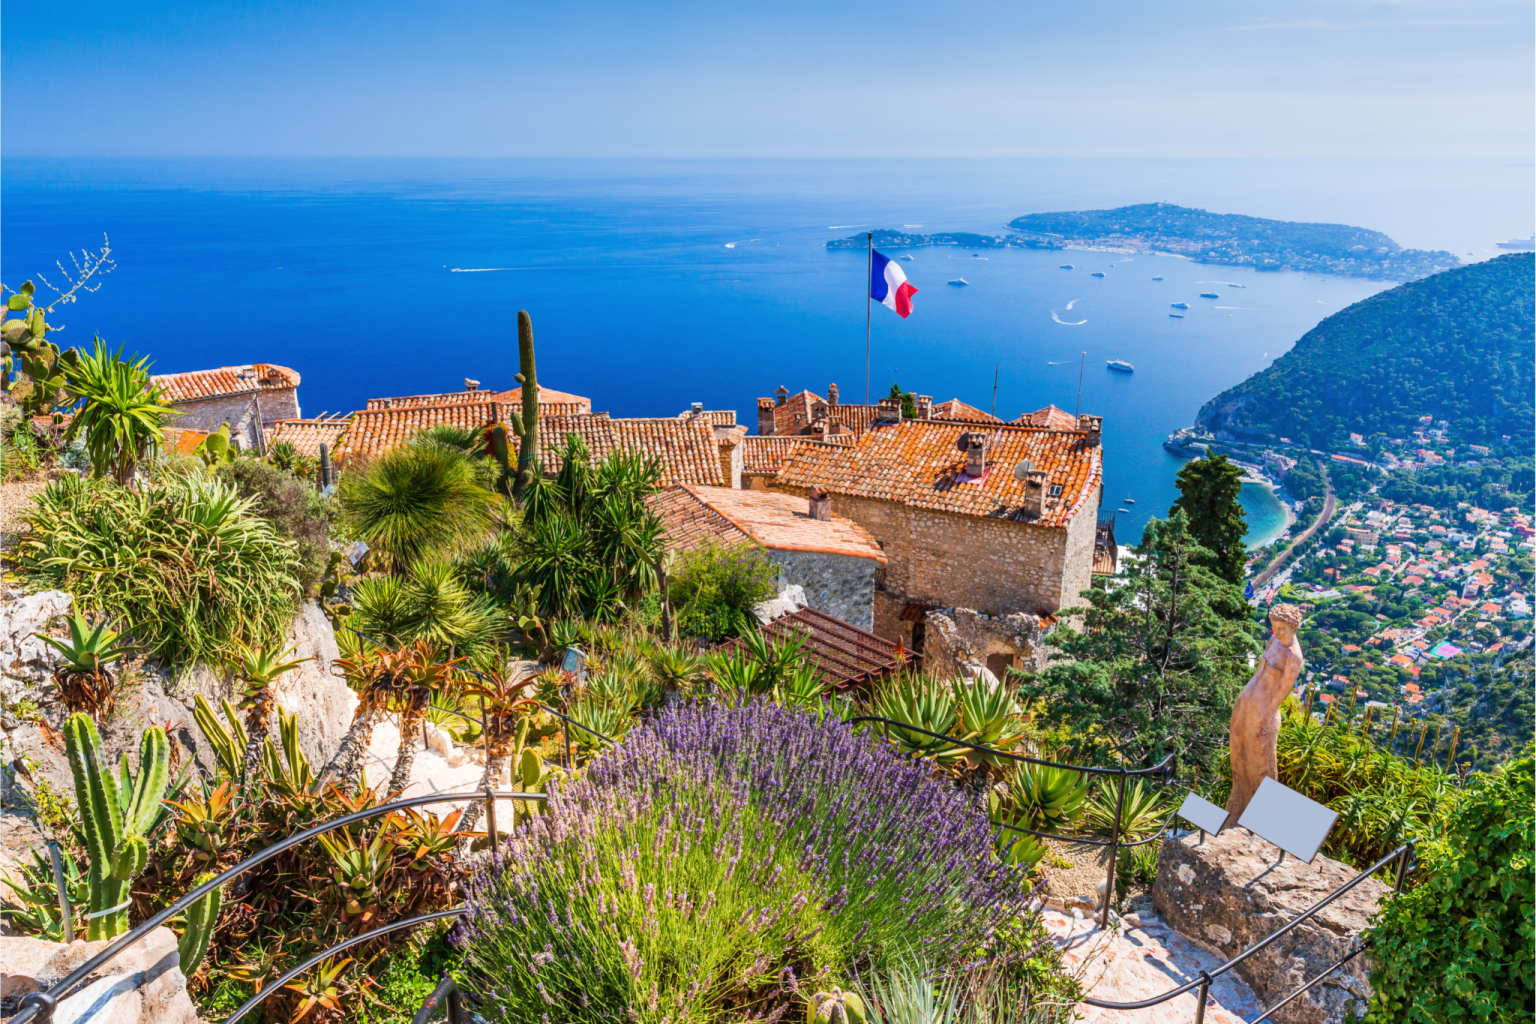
[
  {"left": 1007, "top": 203, "right": 1459, "bottom": 280},
  {"left": 1196, "top": 253, "right": 1534, "bottom": 450},
  {"left": 824, "top": 230, "right": 1057, "bottom": 251}
]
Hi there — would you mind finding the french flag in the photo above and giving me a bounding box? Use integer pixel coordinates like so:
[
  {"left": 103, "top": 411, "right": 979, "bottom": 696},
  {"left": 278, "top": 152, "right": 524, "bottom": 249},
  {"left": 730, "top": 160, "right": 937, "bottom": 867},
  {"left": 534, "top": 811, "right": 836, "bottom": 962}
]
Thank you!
[{"left": 870, "top": 250, "right": 918, "bottom": 318}]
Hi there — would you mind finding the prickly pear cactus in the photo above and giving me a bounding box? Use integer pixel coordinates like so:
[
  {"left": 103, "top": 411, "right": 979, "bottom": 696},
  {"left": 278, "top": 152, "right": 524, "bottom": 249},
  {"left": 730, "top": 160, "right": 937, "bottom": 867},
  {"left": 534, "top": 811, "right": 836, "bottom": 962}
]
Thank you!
[{"left": 805, "top": 987, "right": 867, "bottom": 1024}]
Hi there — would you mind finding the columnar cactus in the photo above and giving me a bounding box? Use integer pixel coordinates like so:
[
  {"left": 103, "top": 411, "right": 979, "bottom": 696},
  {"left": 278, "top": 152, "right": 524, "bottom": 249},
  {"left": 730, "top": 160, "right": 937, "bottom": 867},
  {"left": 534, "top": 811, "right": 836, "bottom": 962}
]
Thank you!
[
  {"left": 64, "top": 713, "right": 170, "bottom": 939},
  {"left": 506, "top": 309, "right": 539, "bottom": 495},
  {"left": 177, "top": 872, "right": 223, "bottom": 976},
  {"left": 805, "top": 987, "right": 866, "bottom": 1024}
]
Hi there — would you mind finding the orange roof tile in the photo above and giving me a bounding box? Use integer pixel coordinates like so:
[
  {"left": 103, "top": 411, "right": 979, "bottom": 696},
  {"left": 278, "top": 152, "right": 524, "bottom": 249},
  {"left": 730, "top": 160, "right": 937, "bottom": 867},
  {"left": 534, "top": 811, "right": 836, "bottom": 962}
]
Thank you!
[
  {"left": 670, "top": 485, "right": 886, "bottom": 561},
  {"left": 154, "top": 364, "right": 299, "bottom": 404},
  {"left": 930, "top": 398, "right": 1000, "bottom": 423},
  {"left": 268, "top": 418, "right": 352, "bottom": 459},
  {"left": 648, "top": 487, "right": 750, "bottom": 549},
  {"left": 366, "top": 385, "right": 590, "bottom": 415},
  {"left": 1013, "top": 405, "right": 1082, "bottom": 431},
  {"left": 335, "top": 401, "right": 503, "bottom": 461},
  {"left": 741, "top": 436, "right": 853, "bottom": 474},
  {"left": 768, "top": 389, "right": 880, "bottom": 436},
  {"left": 676, "top": 409, "right": 738, "bottom": 427},
  {"left": 776, "top": 419, "right": 1102, "bottom": 528},
  {"left": 539, "top": 415, "right": 724, "bottom": 486}
]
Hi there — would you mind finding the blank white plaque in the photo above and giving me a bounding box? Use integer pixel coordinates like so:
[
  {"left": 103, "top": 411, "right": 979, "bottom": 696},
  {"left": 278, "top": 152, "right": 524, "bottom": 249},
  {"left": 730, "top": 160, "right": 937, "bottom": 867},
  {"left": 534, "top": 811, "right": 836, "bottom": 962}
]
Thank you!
[
  {"left": 1176, "top": 791, "right": 1229, "bottom": 834},
  {"left": 1237, "top": 776, "right": 1339, "bottom": 863}
]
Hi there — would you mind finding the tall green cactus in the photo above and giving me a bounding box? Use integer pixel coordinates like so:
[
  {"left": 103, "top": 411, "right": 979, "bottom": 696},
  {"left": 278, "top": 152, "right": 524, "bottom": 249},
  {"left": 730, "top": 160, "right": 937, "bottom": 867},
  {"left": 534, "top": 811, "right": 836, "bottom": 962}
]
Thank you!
[
  {"left": 505, "top": 309, "right": 539, "bottom": 496},
  {"left": 64, "top": 713, "right": 170, "bottom": 939},
  {"left": 177, "top": 872, "right": 222, "bottom": 977}
]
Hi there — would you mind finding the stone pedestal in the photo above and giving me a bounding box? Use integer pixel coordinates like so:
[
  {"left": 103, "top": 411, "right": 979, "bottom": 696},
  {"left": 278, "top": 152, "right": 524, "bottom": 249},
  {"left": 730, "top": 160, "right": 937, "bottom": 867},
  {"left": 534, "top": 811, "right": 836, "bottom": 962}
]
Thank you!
[{"left": 1152, "top": 828, "right": 1386, "bottom": 1024}]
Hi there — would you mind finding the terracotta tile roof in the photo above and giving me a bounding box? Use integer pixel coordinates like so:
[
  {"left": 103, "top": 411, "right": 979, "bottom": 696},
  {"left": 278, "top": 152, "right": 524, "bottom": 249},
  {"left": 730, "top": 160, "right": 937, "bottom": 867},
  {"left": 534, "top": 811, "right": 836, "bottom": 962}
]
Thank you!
[
  {"left": 930, "top": 398, "right": 1000, "bottom": 423},
  {"left": 1013, "top": 405, "right": 1082, "bottom": 431},
  {"left": 365, "top": 385, "right": 590, "bottom": 415},
  {"left": 676, "top": 409, "right": 738, "bottom": 427},
  {"left": 539, "top": 415, "right": 724, "bottom": 486},
  {"left": 663, "top": 485, "right": 886, "bottom": 561},
  {"left": 741, "top": 436, "right": 853, "bottom": 474},
  {"left": 825, "top": 405, "right": 879, "bottom": 435},
  {"left": 648, "top": 487, "right": 751, "bottom": 550},
  {"left": 165, "top": 428, "right": 210, "bottom": 456},
  {"left": 268, "top": 418, "right": 352, "bottom": 459},
  {"left": 723, "top": 607, "right": 908, "bottom": 690},
  {"left": 777, "top": 419, "right": 1101, "bottom": 528},
  {"left": 335, "top": 401, "right": 503, "bottom": 461},
  {"left": 153, "top": 364, "right": 300, "bottom": 404}
]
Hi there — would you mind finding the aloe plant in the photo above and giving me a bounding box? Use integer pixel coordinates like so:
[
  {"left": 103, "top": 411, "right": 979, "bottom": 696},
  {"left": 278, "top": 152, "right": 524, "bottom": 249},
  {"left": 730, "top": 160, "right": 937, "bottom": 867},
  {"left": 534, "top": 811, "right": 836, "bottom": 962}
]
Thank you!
[
  {"left": 997, "top": 762, "right": 1090, "bottom": 835},
  {"left": 1085, "top": 778, "right": 1171, "bottom": 844},
  {"left": 35, "top": 612, "right": 136, "bottom": 720},
  {"left": 227, "top": 641, "right": 309, "bottom": 781},
  {"left": 191, "top": 693, "right": 250, "bottom": 780},
  {"left": 950, "top": 677, "right": 1026, "bottom": 767},
  {"left": 65, "top": 713, "right": 170, "bottom": 939}
]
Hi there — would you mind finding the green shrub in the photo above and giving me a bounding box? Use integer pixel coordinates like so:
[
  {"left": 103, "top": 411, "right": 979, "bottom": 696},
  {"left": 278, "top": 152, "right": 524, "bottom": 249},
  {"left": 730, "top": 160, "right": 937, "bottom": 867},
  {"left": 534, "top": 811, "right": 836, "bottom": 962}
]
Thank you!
[
  {"left": 670, "top": 541, "right": 778, "bottom": 640},
  {"left": 216, "top": 459, "right": 331, "bottom": 597},
  {"left": 15, "top": 474, "right": 302, "bottom": 666},
  {"left": 1366, "top": 757, "right": 1533, "bottom": 1023}
]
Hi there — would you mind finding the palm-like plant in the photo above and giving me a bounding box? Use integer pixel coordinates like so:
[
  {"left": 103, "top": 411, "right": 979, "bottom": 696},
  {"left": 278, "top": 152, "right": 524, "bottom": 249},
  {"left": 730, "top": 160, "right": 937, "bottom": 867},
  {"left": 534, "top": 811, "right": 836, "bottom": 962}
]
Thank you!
[
  {"left": 60, "top": 338, "right": 175, "bottom": 486},
  {"left": 350, "top": 558, "right": 504, "bottom": 656},
  {"left": 456, "top": 663, "right": 540, "bottom": 832},
  {"left": 228, "top": 642, "right": 310, "bottom": 781},
  {"left": 336, "top": 443, "right": 499, "bottom": 573},
  {"left": 35, "top": 612, "right": 136, "bottom": 720},
  {"left": 362, "top": 641, "right": 463, "bottom": 795}
]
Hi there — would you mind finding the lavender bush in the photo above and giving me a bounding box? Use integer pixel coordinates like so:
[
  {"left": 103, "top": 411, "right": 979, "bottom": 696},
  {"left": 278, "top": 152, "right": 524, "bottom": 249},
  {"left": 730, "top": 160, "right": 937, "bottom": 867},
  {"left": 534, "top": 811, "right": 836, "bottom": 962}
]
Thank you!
[{"left": 458, "top": 701, "right": 1042, "bottom": 1023}]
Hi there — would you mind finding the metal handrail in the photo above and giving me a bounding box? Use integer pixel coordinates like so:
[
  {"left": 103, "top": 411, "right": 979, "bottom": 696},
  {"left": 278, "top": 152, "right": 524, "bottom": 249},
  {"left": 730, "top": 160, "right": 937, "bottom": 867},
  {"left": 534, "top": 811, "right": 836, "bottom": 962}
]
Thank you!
[
  {"left": 845, "top": 715, "right": 1178, "bottom": 777},
  {"left": 224, "top": 908, "right": 467, "bottom": 1023},
  {"left": 13, "top": 790, "right": 546, "bottom": 1024},
  {"left": 1080, "top": 841, "right": 1414, "bottom": 1022},
  {"left": 413, "top": 971, "right": 470, "bottom": 1024}
]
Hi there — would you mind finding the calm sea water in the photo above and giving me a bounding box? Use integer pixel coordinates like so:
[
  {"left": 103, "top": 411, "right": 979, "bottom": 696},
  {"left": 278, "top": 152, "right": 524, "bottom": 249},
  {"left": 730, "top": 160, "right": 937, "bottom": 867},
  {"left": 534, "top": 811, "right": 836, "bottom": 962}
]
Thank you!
[{"left": 6, "top": 157, "right": 1528, "bottom": 544}]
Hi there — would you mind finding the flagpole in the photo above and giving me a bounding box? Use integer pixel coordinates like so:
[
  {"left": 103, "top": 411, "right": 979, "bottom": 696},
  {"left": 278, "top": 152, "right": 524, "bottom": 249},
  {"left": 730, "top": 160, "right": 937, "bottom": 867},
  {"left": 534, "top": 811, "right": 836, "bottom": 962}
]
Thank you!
[{"left": 865, "top": 232, "right": 873, "bottom": 405}]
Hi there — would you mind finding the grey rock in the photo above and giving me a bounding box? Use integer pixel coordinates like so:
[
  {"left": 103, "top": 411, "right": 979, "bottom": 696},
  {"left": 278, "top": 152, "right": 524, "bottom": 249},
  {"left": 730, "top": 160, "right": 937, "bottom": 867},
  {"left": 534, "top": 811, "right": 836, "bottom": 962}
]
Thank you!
[
  {"left": 0, "top": 926, "right": 199, "bottom": 1023},
  {"left": 753, "top": 583, "right": 809, "bottom": 624},
  {"left": 0, "top": 588, "right": 73, "bottom": 708},
  {"left": 269, "top": 603, "right": 355, "bottom": 770},
  {"left": 1152, "top": 827, "right": 1386, "bottom": 1024}
]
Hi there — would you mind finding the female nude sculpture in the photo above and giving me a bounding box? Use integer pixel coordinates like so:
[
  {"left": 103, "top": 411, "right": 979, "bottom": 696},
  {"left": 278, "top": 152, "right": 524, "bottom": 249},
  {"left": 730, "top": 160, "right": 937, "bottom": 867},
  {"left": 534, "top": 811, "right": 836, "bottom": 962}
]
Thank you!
[{"left": 1224, "top": 603, "right": 1305, "bottom": 829}]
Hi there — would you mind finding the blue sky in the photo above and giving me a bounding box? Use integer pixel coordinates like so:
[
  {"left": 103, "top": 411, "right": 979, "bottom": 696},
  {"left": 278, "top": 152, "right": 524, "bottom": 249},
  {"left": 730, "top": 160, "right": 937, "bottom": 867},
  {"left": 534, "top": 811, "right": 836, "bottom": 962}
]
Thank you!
[{"left": 4, "top": 0, "right": 1531, "bottom": 158}]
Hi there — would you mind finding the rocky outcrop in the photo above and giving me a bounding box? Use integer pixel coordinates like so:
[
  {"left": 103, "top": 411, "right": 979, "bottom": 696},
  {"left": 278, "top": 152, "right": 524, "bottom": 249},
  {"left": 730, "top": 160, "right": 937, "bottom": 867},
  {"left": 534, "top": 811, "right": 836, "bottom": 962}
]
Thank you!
[
  {"left": 1152, "top": 828, "right": 1387, "bottom": 1024},
  {"left": 0, "top": 588, "right": 73, "bottom": 720},
  {"left": 920, "top": 607, "right": 1046, "bottom": 683},
  {"left": 753, "top": 583, "right": 809, "bottom": 625},
  {"left": 270, "top": 603, "right": 356, "bottom": 770},
  {"left": 0, "top": 926, "right": 200, "bottom": 1023}
]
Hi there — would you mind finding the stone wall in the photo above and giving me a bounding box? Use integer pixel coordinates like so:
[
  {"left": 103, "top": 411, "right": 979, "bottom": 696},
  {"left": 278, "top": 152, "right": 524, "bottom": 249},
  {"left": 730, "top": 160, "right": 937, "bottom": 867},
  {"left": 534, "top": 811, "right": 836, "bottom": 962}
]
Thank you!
[
  {"left": 167, "top": 387, "right": 301, "bottom": 449},
  {"left": 766, "top": 549, "right": 877, "bottom": 631},
  {"left": 774, "top": 492, "right": 1090, "bottom": 647},
  {"left": 920, "top": 607, "right": 1046, "bottom": 682}
]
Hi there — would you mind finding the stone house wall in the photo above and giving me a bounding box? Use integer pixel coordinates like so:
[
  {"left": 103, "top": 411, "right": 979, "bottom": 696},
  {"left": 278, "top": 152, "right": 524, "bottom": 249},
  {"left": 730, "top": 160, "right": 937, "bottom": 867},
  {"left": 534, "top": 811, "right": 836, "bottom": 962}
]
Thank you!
[
  {"left": 766, "top": 548, "right": 877, "bottom": 632},
  {"left": 769, "top": 488, "right": 1098, "bottom": 646},
  {"left": 920, "top": 608, "right": 1047, "bottom": 682},
  {"left": 167, "top": 388, "right": 301, "bottom": 450},
  {"left": 719, "top": 436, "right": 743, "bottom": 489}
]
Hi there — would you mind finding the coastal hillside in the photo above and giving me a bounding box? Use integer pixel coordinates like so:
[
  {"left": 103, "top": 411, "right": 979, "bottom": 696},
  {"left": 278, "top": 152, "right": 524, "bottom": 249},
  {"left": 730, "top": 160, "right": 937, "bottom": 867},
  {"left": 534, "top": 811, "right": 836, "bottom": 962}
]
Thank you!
[
  {"left": 1007, "top": 202, "right": 1459, "bottom": 280},
  {"left": 825, "top": 229, "right": 1054, "bottom": 251},
  {"left": 1196, "top": 253, "right": 1534, "bottom": 450}
]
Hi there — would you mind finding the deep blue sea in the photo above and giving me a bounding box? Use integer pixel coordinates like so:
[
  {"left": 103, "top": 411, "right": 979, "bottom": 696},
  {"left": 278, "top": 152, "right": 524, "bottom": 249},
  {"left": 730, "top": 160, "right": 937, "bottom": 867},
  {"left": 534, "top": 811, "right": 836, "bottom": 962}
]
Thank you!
[{"left": 5, "top": 157, "right": 1529, "bottom": 544}]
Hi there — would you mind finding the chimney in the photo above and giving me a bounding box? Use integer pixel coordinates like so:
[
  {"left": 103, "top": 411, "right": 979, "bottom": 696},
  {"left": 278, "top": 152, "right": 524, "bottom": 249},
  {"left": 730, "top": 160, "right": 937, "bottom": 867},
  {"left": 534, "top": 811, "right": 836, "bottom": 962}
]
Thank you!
[
  {"left": 691, "top": 401, "right": 704, "bottom": 416},
  {"left": 757, "top": 397, "right": 777, "bottom": 436},
  {"left": 808, "top": 487, "right": 832, "bottom": 521},
  {"left": 1079, "top": 414, "right": 1103, "bottom": 447},
  {"left": 827, "top": 383, "right": 839, "bottom": 406},
  {"left": 774, "top": 385, "right": 789, "bottom": 407},
  {"left": 917, "top": 395, "right": 933, "bottom": 420},
  {"left": 960, "top": 432, "right": 987, "bottom": 477},
  {"left": 876, "top": 397, "right": 903, "bottom": 424},
  {"left": 464, "top": 378, "right": 480, "bottom": 392},
  {"left": 1024, "top": 470, "right": 1048, "bottom": 518}
]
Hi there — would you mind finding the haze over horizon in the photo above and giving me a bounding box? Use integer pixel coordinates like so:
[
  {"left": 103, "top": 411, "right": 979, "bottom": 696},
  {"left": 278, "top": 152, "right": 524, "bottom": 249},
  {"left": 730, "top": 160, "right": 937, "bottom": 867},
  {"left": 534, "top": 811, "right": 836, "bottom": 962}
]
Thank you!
[{"left": 4, "top": 0, "right": 1532, "bottom": 161}]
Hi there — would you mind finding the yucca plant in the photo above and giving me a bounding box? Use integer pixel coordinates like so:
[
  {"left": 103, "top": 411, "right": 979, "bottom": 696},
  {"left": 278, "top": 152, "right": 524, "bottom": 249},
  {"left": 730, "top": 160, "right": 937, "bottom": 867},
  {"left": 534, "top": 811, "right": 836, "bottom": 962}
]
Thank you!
[
  {"left": 35, "top": 612, "right": 136, "bottom": 720},
  {"left": 336, "top": 442, "right": 500, "bottom": 573},
  {"left": 60, "top": 337, "right": 175, "bottom": 486}
]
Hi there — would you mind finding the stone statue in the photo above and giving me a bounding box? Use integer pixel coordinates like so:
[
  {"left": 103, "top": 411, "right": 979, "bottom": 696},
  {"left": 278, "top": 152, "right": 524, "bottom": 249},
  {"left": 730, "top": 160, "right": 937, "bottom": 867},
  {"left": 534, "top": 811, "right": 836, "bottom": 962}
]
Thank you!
[{"left": 1224, "top": 603, "right": 1305, "bottom": 829}]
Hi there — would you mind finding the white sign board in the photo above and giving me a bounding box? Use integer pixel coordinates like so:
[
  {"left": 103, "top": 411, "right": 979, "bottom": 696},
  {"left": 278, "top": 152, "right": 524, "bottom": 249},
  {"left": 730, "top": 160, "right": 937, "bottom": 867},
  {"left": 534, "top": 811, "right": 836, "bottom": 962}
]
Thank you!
[
  {"left": 1176, "top": 791, "right": 1229, "bottom": 835},
  {"left": 1237, "top": 776, "right": 1339, "bottom": 864},
  {"left": 560, "top": 646, "right": 586, "bottom": 681}
]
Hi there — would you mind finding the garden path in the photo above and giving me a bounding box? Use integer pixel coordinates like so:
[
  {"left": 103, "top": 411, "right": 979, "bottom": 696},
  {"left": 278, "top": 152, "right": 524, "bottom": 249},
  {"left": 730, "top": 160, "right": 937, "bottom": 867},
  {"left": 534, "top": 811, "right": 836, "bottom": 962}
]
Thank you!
[
  {"left": 1043, "top": 908, "right": 1263, "bottom": 1024},
  {"left": 361, "top": 718, "right": 531, "bottom": 823}
]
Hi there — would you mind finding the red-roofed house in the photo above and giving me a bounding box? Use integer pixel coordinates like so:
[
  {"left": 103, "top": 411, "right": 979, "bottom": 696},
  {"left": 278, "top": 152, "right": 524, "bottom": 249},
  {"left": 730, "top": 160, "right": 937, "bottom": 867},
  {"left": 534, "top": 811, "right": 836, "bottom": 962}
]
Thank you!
[
  {"left": 153, "top": 363, "right": 301, "bottom": 450},
  {"left": 773, "top": 415, "right": 1104, "bottom": 643},
  {"left": 649, "top": 484, "right": 887, "bottom": 630}
]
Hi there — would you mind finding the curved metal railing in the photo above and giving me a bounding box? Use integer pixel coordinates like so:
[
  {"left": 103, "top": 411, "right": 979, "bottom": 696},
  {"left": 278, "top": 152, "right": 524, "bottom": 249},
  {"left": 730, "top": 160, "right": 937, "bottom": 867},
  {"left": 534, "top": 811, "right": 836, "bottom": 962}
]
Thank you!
[
  {"left": 847, "top": 714, "right": 1178, "bottom": 928},
  {"left": 12, "top": 790, "right": 545, "bottom": 1024}
]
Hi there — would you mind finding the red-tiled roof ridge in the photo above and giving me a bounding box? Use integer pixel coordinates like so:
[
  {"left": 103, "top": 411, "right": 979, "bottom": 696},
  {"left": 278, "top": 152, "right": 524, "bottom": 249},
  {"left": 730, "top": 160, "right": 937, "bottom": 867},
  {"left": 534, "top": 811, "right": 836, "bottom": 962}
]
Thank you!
[
  {"left": 930, "top": 398, "right": 1000, "bottom": 423},
  {"left": 365, "top": 384, "right": 590, "bottom": 413},
  {"left": 267, "top": 417, "right": 352, "bottom": 458},
  {"left": 680, "top": 484, "right": 886, "bottom": 562},
  {"left": 154, "top": 364, "right": 300, "bottom": 404},
  {"left": 334, "top": 401, "right": 505, "bottom": 461},
  {"left": 1013, "top": 404, "right": 1081, "bottom": 431},
  {"left": 648, "top": 487, "right": 750, "bottom": 550},
  {"left": 538, "top": 414, "right": 723, "bottom": 486}
]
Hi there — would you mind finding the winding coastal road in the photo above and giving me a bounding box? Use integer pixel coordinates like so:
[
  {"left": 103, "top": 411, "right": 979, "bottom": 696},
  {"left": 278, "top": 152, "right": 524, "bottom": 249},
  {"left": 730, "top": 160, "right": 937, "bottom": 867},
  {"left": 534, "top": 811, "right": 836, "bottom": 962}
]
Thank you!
[{"left": 1253, "top": 465, "right": 1336, "bottom": 589}]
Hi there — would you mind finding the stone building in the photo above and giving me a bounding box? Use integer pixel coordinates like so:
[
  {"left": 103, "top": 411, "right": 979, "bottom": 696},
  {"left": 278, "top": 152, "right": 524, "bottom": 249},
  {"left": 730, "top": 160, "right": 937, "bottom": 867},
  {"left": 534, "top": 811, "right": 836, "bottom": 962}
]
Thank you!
[
  {"left": 365, "top": 380, "right": 591, "bottom": 417},
  {"left": 152, "top": 364, "right": 301, "bottom": 450},
  {"left": 740, "top": 435, "right": 854, "bottom": 491},
  {"left": 649, "top": 484, "right": 887, "bottom": 630},
  {"left": 774, "top": 413, "right": 1106, "bottom": 646}
]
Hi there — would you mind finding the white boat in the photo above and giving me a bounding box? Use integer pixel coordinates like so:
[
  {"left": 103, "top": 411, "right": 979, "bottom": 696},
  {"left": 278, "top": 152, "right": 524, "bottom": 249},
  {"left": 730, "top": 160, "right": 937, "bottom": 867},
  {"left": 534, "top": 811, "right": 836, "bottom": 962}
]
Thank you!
[
  {"left": 1152, "top": 276, "right": 1164, "bottom": 281},
  {"left": 1171, "top": 302, "right": 1189, "bottom": 309},
  {"left": 1060, "top": 264, "right": 1074, "bottom": 269},
  {"left": 948, "top": 278, "right": 969, "bottom": 286},
  {"left": 900, "top": 255, "right": 913, "bottom": 261},
  {"left": 1091, "top": 271, "right": 1106, "bottom": 278},
  {"left": 1106, "top": 360, "right": 1134, "bottom": 373},
  {"left": 1117, "top": 508, "right": 1130, "bottom": 514},
  {"left": 1169, "top": 313, "right": 1184, "bottom": 318},
  {"left": 1125, "top": 498, "right": 1135, "bottom": 504},
  {"left": 1200, "top": 292, "right": 1219, "bottom": 299}
]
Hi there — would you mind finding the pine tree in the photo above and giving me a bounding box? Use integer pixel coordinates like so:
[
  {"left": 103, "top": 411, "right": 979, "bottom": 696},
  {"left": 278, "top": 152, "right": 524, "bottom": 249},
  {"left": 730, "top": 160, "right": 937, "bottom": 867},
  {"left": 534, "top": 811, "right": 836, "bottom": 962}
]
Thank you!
[
  {"left": 886, "top": 382, "right": 918, "bottom": 419},
  {"left": 1171, "top": 452, "right": 1249, "bottom": 584},
  {"left": 1030, "top": 510, "right": 1260, "bottom": 773}
]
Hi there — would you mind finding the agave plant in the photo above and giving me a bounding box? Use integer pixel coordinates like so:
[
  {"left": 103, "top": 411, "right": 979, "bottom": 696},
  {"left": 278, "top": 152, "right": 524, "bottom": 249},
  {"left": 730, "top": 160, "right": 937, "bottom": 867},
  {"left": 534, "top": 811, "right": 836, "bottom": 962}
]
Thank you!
[
  {"left": 650, "top": 647, "right": 702, "bottom": 698},
  {"left": 950, "top": 677, "right": 1027, "bottom": 768},
  {"left": 35, "top": 612, "right": 136, "bottom": 720},
  {"left": 872, "top": 673, "right": 969, "bottom": 768},
  {"left": 565, "top": 698, "right": 630, "bottom": 759},
  {"left": 985, "top": 789, "right": 1051, "bottom": 874},
  {"left": 1084, "top": 777, "right": 1172, "bottom": 844},
  {"left": 995, "top": 762, "right": 1090, "bottom": 836}
]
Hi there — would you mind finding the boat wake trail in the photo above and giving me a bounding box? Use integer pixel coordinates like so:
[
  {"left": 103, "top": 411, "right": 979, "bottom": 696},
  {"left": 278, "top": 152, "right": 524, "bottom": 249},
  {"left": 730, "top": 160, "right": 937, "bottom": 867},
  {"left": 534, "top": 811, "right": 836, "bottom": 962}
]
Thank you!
[
  {"left": 451, "top": 267, "right": 520, "bottom": 273},
  {"left": 1065, "top": 298, "right": 1081, "bottom": 310},
  {"left": 1051, "top": 311, "right": 1088, "bottom": 326}
]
